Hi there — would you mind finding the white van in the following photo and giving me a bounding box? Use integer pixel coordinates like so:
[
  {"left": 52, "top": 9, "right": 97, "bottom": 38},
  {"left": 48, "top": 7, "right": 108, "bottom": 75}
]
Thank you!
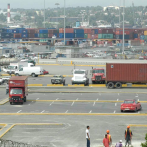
[{"left": 15, "top": 66, "right": 43, "bottom": 77}]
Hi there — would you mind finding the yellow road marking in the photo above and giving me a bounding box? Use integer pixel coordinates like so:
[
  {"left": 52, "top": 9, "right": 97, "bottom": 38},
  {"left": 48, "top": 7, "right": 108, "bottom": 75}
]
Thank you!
[
  {"left": 0, "top": 98, "right": 9, "bottom": 105},
  {"left": 0, "top": 113, "right": 146, "bottom": 116},
  {"left": 28, "top": 84, "right": 43, "bottom": 86},
  {"left": 0, "top": 124, "right": 7, "bottom": 131},
  {"left": 89, "top": 84, "right": 106, "bottom": 87},
  {"left": 132, "top": 85, "right": 147, "bottom": 87},
  {"left": 68, "top": 84, "right": 85, "bottom": 87},
  {"left": 130, "top": 124, "right": 147, "bottom": 127},
  {"left": 47, "top": 84, "right": 63, "bottom": 87}
]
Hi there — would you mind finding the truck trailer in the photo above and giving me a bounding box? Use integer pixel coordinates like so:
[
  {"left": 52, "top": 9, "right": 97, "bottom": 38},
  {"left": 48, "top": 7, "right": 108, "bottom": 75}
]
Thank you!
[
  {"left": 9, "top": 76, "right": 28, "bottom": 105},
  {"left": 106, "top": 63, "right": 147, "bottom": 89}
]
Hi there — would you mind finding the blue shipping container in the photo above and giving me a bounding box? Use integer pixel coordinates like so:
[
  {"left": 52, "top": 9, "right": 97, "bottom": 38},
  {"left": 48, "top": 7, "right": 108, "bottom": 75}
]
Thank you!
[
  {"left": 74, "top": 29, "right": 84, "bottom": 34},
  {"left": 75, "top": 33, "right": 84, "bottom": 38},
  {"left": 22, "top": 34, "right": 28, "bottom": 38},
  {"left": 94, "top": 29, "right": 98, "bottom": 34},
  {"left": 34, "top": 34, "right": 39, "bottom": 38},
  {"left": 140, "top": 35, "right": 145, "bottom": 40},
  {"left": 134, "top": 34, "right": 138, "bottom": 38},
  {"left": 59, "top": 33, "right": 75, "bottom": 38},
  {"left": 39, "top": 30, "right": 48, "bottom": 34}
]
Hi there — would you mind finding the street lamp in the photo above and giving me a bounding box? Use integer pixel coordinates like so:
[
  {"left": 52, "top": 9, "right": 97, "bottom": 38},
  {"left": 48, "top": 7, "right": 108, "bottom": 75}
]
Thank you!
[
  {"left": 44, "top": 0, "right": 46, "bottom": 28},
  {"left": 122, "top": 0, "right": 125, "bottom": 54},
  {"left": 64, "top": 0, "right": 66, "bottom": 45}
]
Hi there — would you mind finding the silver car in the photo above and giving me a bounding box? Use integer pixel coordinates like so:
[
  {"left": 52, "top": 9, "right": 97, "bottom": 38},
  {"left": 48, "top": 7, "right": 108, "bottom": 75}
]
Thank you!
[{"left": 51, "top": 75, "right": 65, "bottom": 85}]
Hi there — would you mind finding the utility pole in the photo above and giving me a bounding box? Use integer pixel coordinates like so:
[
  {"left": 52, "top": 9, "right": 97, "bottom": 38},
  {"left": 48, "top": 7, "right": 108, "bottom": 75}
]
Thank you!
[
  {"left": 44, "top": 0, "right": 46, "bottom": 28},
  {"left": 64, "top": 0, "right": 66, "bottom": 45},
  {"left": 119, "top": 0, "right": 121, "bottom": 27},
  {"left": 122, "top": 0, "right": 125, "bottom": 54}
]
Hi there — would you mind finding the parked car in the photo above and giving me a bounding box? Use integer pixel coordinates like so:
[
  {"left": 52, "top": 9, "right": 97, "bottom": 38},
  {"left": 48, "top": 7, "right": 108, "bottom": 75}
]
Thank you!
[
  {"left": 120, "top": 100, "right": 142, "bottom": 112},
  {"left": 0, "top": 76, "right": 11, "bottom": 85},
  {"left": 43, "top": 69, "right": 49, "bottom": 75},
  {"left": 51, "top": 75, "right": 65, "bottom": 85}
]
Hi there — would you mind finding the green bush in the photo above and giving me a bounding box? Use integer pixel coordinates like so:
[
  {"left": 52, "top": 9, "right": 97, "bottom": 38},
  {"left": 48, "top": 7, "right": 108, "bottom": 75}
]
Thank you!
[{"left": 141, "top": 134, "right": 147, "bottom": 147}]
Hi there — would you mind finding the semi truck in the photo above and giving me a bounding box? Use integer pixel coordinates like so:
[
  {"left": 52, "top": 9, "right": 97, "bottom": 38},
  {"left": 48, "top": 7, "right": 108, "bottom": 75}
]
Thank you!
[
  {"left": 91, "top": 68, "right": 105, "bottom": 84},
  {"left": 106, "top": 63, "right": 147, "bottom": 89},
  {"left": 9, "top": 76, "right": 28, "bottom": 105}
]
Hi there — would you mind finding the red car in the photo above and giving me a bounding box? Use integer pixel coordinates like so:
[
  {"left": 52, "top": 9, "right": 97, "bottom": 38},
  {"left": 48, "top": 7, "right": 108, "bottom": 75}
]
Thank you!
[
  {"left": 120, "top": 100, "right": 142, "bottom": 112},
  {"left": 43, "top": 70, "right": 49, "bottom": 75}
]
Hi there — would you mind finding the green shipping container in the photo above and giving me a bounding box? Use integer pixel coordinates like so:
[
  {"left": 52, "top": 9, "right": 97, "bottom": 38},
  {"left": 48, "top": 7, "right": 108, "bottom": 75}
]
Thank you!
[
  {"left": 102, "top": 34, "right": 113, "bottom": 39},
  {"left": 40, "top": 39, "right": 48, "bottom": 42},
  {"left": 39, "top": 34, "right": 48, "bottom": 38},
  {"left": 98, "top": 34, "right": 103, "bottom": 39},
  {"left": 84, "top": 34, "right": 88, "bottom": 38}
]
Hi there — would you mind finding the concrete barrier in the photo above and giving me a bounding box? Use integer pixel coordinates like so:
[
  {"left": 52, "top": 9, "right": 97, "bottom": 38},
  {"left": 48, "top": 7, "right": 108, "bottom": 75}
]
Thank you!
[
  {"left": 47, "top": 84, "right": 63, "bottom": 87},
  {"left": 28, "top": 84, "right": 43, "bottom": 86}
]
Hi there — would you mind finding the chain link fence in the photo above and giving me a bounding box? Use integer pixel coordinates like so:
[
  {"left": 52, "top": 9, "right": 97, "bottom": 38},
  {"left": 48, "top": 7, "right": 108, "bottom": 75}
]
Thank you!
[{"left": 0, "top": 139, "right": 41, "bottom": 147}]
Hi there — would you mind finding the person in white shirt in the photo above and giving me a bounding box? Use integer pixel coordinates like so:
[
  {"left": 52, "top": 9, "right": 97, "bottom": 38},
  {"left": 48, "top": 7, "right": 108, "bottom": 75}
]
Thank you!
[{"left": 86, "top": 126, "right": 90, "bottom": 147}]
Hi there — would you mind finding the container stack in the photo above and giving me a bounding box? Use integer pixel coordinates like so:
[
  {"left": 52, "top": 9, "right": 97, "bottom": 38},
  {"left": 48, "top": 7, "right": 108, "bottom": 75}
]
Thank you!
[
  {"left": 39, "top": 29, "right": 48, "bottom": 38},
  {"left": 74, "top": 29, "right": 84, "bottom": 38},
  {"left": 27, "top": 29, "right": 36, "bottom": 38},
  {"left": 59, "top": 28, "right": 74, "bottom": 38}
]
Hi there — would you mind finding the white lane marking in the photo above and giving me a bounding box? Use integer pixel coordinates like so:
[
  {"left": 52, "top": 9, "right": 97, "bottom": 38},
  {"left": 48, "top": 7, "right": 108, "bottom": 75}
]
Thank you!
[
  {"left": 138, "top": 99, "right": 139, "bottom": 101},
  {"left": 117, "top": 99, "right": 119, "bottom": 101},
  {"left": 65, "top": 110, "right": 68, "bottom": 113},
  {"left": 17, "top": 110, "right": 22, "bottom": 113},
  {"left": 71, "top": 102, "right": 74, "bottom": 106},
  {"left": 93, "top": 102, "right": 96, "bottom": 106},
  {"left": 114, "top": 111, "right": 116, "bottom": 113},
  {"left": 115, "top": 103, "right": 117, "bottom": 106},
  {"left": 50, "top": 101, "right": 54, "bottom": 106},
  {"left": 36, "top": 98, "right": 39, "bottom": 100},
  {"left": 41, "top": 110, "right": 45, "bottom": 113},
  {"left": 89, "top": 110, "right": 92, "bottom": 113},
  {"left": 56, "top": 98, "right": 59, "bottom": 100}
]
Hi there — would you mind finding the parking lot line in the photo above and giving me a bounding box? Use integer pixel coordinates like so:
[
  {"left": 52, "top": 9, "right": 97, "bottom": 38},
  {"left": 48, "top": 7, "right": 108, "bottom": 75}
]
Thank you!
[{"left": 0, "top": 113, "right": 146, "bottom": 116}]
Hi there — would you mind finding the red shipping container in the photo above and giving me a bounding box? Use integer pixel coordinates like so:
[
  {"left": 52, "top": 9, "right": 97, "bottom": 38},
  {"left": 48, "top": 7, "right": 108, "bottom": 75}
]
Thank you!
[
  {"left": 59, "top": 28, "right": 74, "bottom": 33},
  {"left": 102, "top": 29, "right": 113, "bottom": 34},
  {"left": 27, "top": 29, "right": 36, "bottom": 34},
  {"left": 48, "top": 34, "right": 53, "bottom": 38},
  {"left": 88, "top": 34, "right": 92, "bottom": 39},
  {"left": 98, "top": 29, "right": 103, "bottom": 34},
  {"left": 28, "top": 33, "right": 35, "bottom": 38},
  {"left": 14, "top": 34, "right": 21, "bottom": 38},
  {"left": 59, "top": 28, "right": 64, "bottom": 33},
  {"left": 84, "top": 29, "right": 91, "bottom": 34},
  {"left": 106, "top": 63, "right": 147, "bottom": 83},
  {"left": 35, "top": 29, "right": 39, "bottom": 34},
  {"left": 94, "top": 34, "right": 98, "bottom": 39}
]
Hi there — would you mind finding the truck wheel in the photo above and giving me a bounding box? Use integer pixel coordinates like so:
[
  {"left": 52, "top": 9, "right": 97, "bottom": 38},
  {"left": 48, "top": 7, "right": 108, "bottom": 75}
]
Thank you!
[
  {"left": 63, "top": 82, "right": 65, "bottom": 86},
  {"left": 72, "top": 82, "right": 74, "bottom": 85},
  {"left": 92, "top": 81, "right": 95, "bottom": 84},
  {"left": 21, "top": 102, "right": 23, "bottom": 105},
  {"left": 107, "top": 82, "right": 114, "bottom": 89},
  {"left": 115, "top": 82, "right": 122, "bottom": 89},
  {"left": 31, "top": 73, "right": 36, "bottom": 77},
  {"left": 15, "top": 73, "right": 19, "bottom": 76}
]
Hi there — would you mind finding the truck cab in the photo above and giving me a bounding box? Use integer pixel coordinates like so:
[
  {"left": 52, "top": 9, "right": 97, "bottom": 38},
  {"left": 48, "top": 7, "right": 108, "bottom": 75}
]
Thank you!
[
  {"left": 71, "top": 69, "right": 89, "bottom": 86},
  {"left": 91, "top": 68, "right": 105, "bottom": 84},
  {"left": 9, "top": 76, "right": 28, "bottom": 105}
]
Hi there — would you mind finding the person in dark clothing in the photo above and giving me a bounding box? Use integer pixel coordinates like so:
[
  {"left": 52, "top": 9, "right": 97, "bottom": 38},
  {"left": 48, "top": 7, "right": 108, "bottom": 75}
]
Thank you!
[{"left": 125, "top": 126, "right": 133, "bottom": 147}]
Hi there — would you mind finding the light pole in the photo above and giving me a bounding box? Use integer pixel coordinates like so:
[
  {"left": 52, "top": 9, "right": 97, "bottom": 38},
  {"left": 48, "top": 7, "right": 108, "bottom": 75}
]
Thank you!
[
  {"left": 64, "top": 0, "right": 66, "bottom": 45},
  {"left": 119, "top": 0, "right": 121, "bottom": 27},
  {"left": 122, "top": 0, "right": 125, "bottom": 54},
  {"left": 55, "top": 3, "right": 60, "bottom": 29},
  {"left": 44, "top": 0, "right": 46, "bottom": 28}
]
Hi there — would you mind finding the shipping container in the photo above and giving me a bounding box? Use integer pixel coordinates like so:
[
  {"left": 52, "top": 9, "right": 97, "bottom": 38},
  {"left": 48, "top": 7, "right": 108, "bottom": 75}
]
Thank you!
[
  {"left": 102, "top": 34, "right": 113, "bottom": 39},
  {"left": 84, "top": 29, "right": 91, "bottom": 34},
  {"left": 102, "top": 29, "right": 114, "bottom": 34},
  {"left": 59, "top": 33, "right": 74, "bottom": 38},
  {"left": 116, "top": 35, "right": 129, "bottom": 40},
  {"left": 59, "top": 28, "right": 74, "bottom": 33},
  {"left": 84, "top": 34, "right": 88, "bottom": 38},
  {"left": 48, "top": 34, "right": 53, "bottom": 38},
  {"left": 106, "top": 63, "right": 147, "bottom": 89},
  {"left": 134, "top": 34, "right": 138, "bottom": 38},
  {"left": 34, "top": 33, "right": 39, "bottom": 38},
  {"left": 14, "top": 34, "right": 21, "bottom": 39},
  {"left": 39, "top": 29, "right": 48, "bottom": 34},
  {"left": 1, "top": 33, "right": 13, "bottom": 38},
  {"left": 74, "top": 29, "right": 84, "bottom": 34},
  {"left": 27, "top": 29, "right": 36, "bottom": 34},
  {"left": 140, "top": 35, "right": 145, "bottom": 40},
  {"left": 28, "top": 33, "right": 35, "bottom": 38},
  {"left": 75, "top": 33, "right": 84, "bottom": 38},
  {"left": 22, "top": 34, "right": 28, "bottom": 38},
  {"left": 87, "top": 34, "right": 92, "bottom": 39},
  {"left": 0, "top": 28, "right": 7, "bottom": 33},
  {"left": 144, "top": 31, "right": 147, "bottom": 36},
  {"left": 39, "top": 34, "right": 48, "bottom": 38}
]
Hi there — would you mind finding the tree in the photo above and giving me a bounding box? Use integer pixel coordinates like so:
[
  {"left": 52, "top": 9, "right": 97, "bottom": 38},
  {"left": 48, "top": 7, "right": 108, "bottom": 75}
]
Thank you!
[
  {"left": 141, "top": 134, "right": 147, "bottom": 147},
  {"left": 13, "top": 15, "right": 21, "bottom": 21}
]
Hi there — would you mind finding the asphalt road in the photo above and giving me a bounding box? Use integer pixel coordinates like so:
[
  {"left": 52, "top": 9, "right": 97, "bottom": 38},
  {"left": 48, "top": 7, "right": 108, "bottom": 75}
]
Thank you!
[{"left": 0, "top": 90, "right": 147, "bottom": 147}]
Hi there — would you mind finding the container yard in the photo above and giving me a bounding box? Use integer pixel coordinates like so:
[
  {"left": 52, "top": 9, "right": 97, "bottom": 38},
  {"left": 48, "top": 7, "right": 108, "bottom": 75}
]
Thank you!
[{"left": 1, "top": 27, "right": 147, "bottom": 46}]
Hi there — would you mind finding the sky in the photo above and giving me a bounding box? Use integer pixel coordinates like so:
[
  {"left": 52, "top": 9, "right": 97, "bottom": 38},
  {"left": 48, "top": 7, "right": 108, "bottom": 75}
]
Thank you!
[{"left": 0, "top": 0, "right": 146, "bottom": 9}]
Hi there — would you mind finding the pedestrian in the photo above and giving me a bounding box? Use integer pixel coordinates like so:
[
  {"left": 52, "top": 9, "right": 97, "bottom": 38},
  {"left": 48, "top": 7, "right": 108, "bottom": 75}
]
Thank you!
[
  {"left": 103, "top": 134, "right": 109, "bottom": 147},
  {"left": 115, "top": 140, "right": 123, "bottom": 147},
  {"left": 125, "top": 126, "right": 133, "bottom": 147},
  {"left": 86, "top": 126, "right": 90, "bottom": 147},
  {"left": 106, "top": 130, "right": 112, "bottom": 147},
  {"left": 6, "top": 83, "right": 9, "bottom": 95}
]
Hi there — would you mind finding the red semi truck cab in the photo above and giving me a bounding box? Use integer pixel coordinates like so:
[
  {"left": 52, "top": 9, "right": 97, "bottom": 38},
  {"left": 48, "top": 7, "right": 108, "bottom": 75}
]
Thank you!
[
  {"left": 9, "top": 76, "right": 28, "bottom": 105},
  {"left": 91, "top": 68, "right": 105, "bottom": 84}
]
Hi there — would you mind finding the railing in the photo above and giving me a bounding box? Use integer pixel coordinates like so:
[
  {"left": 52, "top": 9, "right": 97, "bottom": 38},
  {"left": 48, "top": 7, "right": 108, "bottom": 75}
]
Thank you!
[{"left": 0, "top": 139, "right": 41, "bottom": 147}]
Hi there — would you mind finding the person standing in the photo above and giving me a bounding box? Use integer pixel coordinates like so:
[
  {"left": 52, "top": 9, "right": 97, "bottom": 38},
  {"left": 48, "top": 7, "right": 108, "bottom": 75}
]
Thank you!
[
  {"left": 103, "top": 134, "right": 109, "bottom": 147},
  {"left": 107, "top": 130, "right": 112, "bottom": 147},
  {"left": 125, "top": 126, "right": 133, "bottom": 147},
  {"left": 6, "top": 83, "right": 9, "bottom": 95},
  {"left": 86, "top": 126, "right": 90, "bottom": 147},
  {"left": 115, "top": 140, "right": 123, "bottom": 147}
]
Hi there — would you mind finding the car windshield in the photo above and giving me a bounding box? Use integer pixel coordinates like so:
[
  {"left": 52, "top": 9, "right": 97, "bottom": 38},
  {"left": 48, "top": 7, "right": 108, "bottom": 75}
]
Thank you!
[
  {"left": 10, "top": 89, "right": 22, "bottom": 94},
  {"left": 92, "top": 70, "right": 104, "bottom": 73},
  {"left": 124, "top": 101, "right": 134, "bottom": 104},
  {"left": 74, "top": 71, "right": 85, "bottom": 74}
]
